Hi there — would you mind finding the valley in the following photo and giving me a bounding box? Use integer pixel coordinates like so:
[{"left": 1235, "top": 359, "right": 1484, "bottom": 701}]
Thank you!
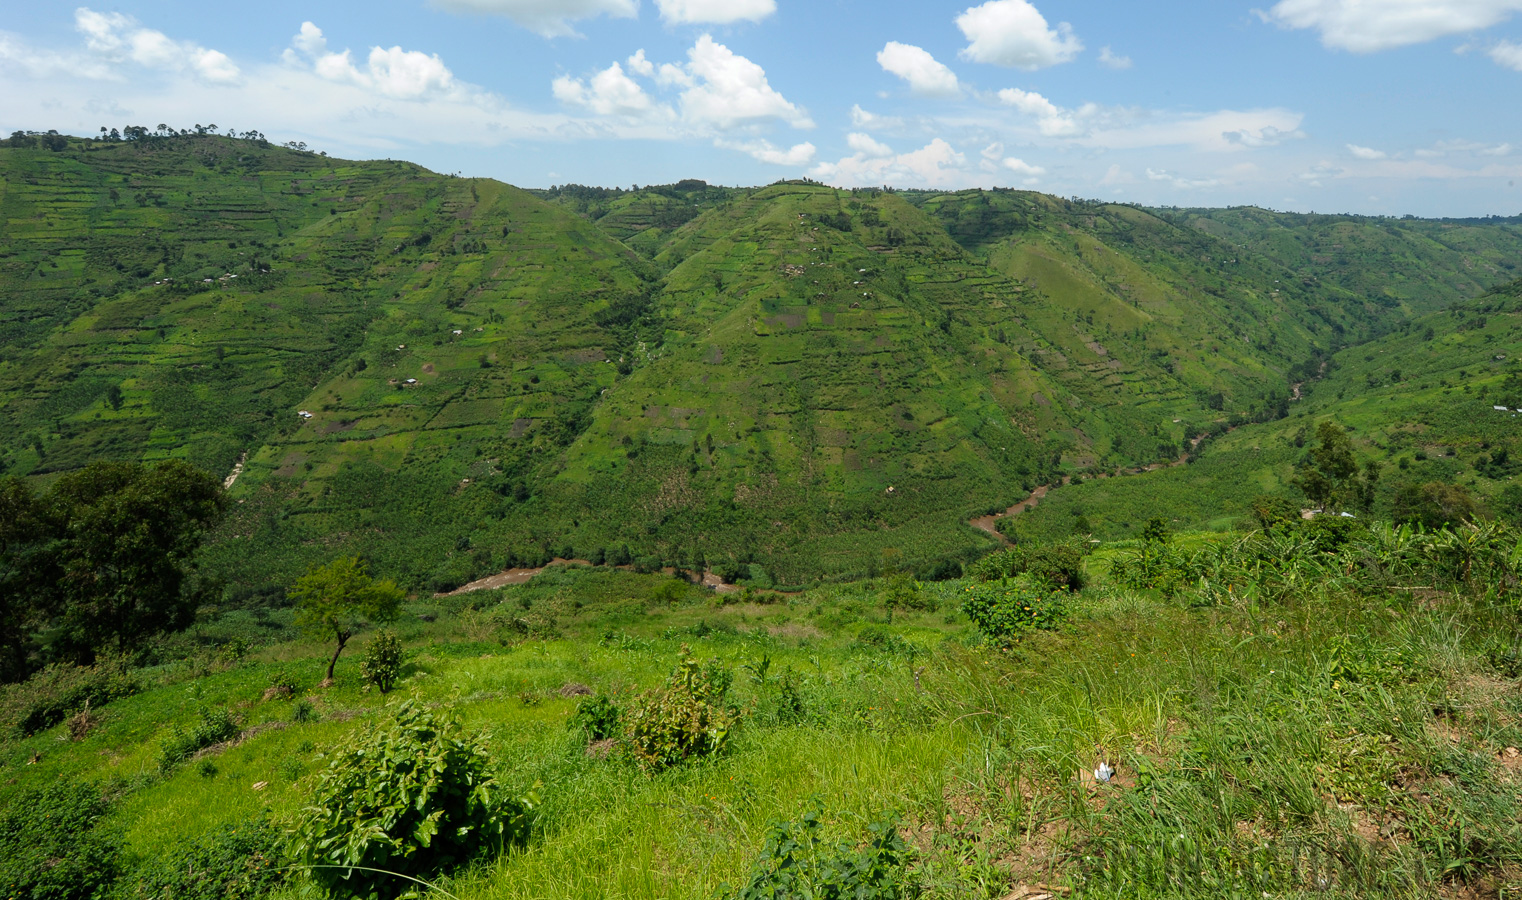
[{"left": 2, "top": 131, "right": 1522, "bottom": 900}]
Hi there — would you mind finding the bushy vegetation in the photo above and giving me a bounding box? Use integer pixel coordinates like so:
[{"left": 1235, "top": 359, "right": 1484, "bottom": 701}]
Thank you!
[
  {"left": 966, "top": 542, "right": 1086, "bottom": 590},
  {"left": 290, "top": 699, "right": 534, "bottom": 899},
  {"left": 624, "top": 647, "right": 738, "bottom": 773},
  {"left": 0, "top": 658, "right": 139, "bottom": 736},
  {"left": 0, "top": 779, "right": 122, "bottom": 900},
  {"left": 730, "top": 808, "right": 915, "bottom": 900},
  {"left": 961, "top": 575, "right": 1073, "bottom": 645},
  {"left": 123, "top": 820, "right": 286, "bottom": 900},
  {"left": 359, "top": 629, "right": 405, "bottom": 694},
  {"left": 569, "top": 693, "right": 622, "bottom": 742},
  {"left": 158, "top": 707, "right": 241, "bottom": 773},
  {"left": 0, "top": 460, "right": 225, "bottom": 682}
]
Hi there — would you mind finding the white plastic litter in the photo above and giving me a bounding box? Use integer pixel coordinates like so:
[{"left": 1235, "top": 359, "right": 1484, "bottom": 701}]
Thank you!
[{"left": 1094, "top": 763, "right": 1114, "bottom": 783}]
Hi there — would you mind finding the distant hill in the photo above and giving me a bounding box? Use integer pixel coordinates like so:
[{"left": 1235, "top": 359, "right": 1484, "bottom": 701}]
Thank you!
[
  {"left": 3, "top": 133, "right": 1519, "bottom": 590},
  {"left": 1010, "top": 276, "right": 1522, "bottom": 541}
]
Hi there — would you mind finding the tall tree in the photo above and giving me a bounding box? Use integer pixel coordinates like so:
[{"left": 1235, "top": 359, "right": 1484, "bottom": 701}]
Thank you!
[
  {"left": 48, "top": 461, "right": 226, "bottom": 664},
  {"left": 0, "top": 478, "right": 60, "bottom": 682},
  {"left": 290, "top": 557, "right": 404, "bottom": 683},
  {"left": 1293, "top": 421, "right": 1377, "bottom": 513}
]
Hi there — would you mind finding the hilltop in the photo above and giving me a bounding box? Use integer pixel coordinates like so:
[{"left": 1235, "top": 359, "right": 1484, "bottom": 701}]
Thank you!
[{"left": 3, "top": 132, "right": 1522, "bottom": 590}]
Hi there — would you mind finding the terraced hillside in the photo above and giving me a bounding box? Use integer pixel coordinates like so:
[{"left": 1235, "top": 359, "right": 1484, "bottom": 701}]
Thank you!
[
  {"left": 5, "top": 134, "right": 1520, "bottom": 591},
  {"left": 1012, "top": 277, "right": 1522, "bottom": 541}
]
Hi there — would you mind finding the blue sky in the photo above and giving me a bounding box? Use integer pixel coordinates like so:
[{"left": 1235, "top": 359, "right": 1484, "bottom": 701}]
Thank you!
[{"left": 2, "top": 0, "right": 1520, "bottom": 215}]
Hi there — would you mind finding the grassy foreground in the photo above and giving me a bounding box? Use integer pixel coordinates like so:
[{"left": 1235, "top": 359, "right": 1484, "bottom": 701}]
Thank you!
[{"left": 2, "top": 539, "right": 1520, "bottom": 899}]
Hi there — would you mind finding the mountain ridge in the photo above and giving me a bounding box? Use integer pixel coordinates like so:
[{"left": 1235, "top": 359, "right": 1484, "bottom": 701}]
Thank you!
[{"left": 3, "top": 133, "right": 1521, "bottom": 588}]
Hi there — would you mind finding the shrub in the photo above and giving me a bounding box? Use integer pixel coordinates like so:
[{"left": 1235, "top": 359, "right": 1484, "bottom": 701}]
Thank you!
[
  {"left": 1110, "top": 543, "right": 1200, "bottom": 598},
  {"left": 961, "top": 575, "right": 1070, "bottom": 645},
  {"left": 359, "top": 629, "right": 405, "bottom": 693},
  {"left": 125, "top": 819, "right": 286, "bottom": 900},
  {"left": 292, "top": 698, "right": 317, "bottom": 723},
  {"left": 730, "top": 807, "right": 915, "bottom": 900},
  {"left": 291, "top": 699, "right": 533, "bottom": 899},
  {"left": 1392, "top": 481, "right": 1483, "bottom": 529},
  {"left": 159, "top": 707, "right": 241, "bottom": 773},
  {"left": 265, "top": 668, "right": 298, "bottom": 700},
  {"left": 0, "top": 779, "right": 122, "bottom": 900},
  {"left": 0, "top": 658, "right": 139, "bottom": 737},
  {"left": 570, "top": 693, "right": 622, "bottom": 741},
  {"left": 967, "top": 543, "right": 1085, "bottom": 590},
  {"left": 881, "top": 573, "right": 936, "bottom": 611},
  {"left": 624, "top": 647, "right": 737, "bottom": 773},
  {"left": 1250, "top": 494, "right": 1302, "bottom": 530}
]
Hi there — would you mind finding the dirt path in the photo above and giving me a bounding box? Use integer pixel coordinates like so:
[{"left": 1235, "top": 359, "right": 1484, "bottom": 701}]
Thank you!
[
  {"left": 222, "top": 452, "right": 247, "bottom": 490},
  {"left": 436, "top": 559, "right": 740, "bottom": 598},
  {"left": 966, "top": 432, "right": 1219, "bottom": 542},
  {"left": 970, "top": 484, "right": 1056, "bottom": 543}
]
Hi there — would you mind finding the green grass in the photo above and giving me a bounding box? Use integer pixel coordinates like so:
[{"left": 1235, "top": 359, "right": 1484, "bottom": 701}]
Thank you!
[{"left": 4, "top": 545, "right": 1519, "bottom": 899}]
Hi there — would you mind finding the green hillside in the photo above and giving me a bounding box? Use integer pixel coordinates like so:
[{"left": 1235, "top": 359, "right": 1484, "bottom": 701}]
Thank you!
[
  {"left": 1181, "top": 207, "right": 1522, "bottom": 316},
  {"left": 1013, "top": 277, "right": 1522, "bottom": 541},
  {"left": 5, "top": 134, "right": 1521, "bottom": 591}
]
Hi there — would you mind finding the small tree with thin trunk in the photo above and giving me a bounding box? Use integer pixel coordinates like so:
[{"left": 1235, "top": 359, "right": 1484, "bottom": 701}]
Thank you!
[{"left": 290, "top": 557, "right": 404, "bottom": 683}]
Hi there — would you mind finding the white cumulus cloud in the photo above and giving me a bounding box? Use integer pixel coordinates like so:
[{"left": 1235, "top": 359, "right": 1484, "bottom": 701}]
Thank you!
[
  {"left": 429, "top": 0, "right": 638, "bottom": 38},
  {"left": 1347, "top": 143, "right": 1387, "bottom": 159},
  {"left": 288, "top": 25, "right": 456, "bottom": 100},
  {"left": 627, "top": 49, "right": 655, "bottom": 76},
  {"left": 848, "top": 132, "right": 894, "bottom": 157},
  {"left": 74, "top": 8, "right": 241, "bottom": 83},
  {"left": 1262, "top": 0, "right": 1522, "bottom": 52},
  {"left": 997, "top": 87, "right": 1088, "bottom": 136},
  {"left": 717, "top": 138, "right": 816, "bottom": 165},
  {"left": 877, "top": 42, "right": 962, "bottom": 96},
  {"left": 1147, "top": 168, "right": 1221, "bottom": 189},
  {"left": 1491, "top": 38, "right": 1522, "bottom": 68},
  {"left": 850, "top": 104, "right": 903, "bottom": 130},
  {"left": 812, "top": 137, "right": 968, "bottom": 187},
  {"left": 1098, "top": 46, "right": 1133, "bottom": 69},
  {"left": 553, "top": 61, "right": 668, "bottom": 118},
  {"left": 956, "top": 0, "right": 1083, "bottom": 69},
  {"left": 678, "top": 35, "right": 812, "bottom": 129},
  {"left": 655, "top": 0, "right": 777, "bottom": 25},
  {"left": 1002, "top": 156, "right": 1045, "bottom": 175}
]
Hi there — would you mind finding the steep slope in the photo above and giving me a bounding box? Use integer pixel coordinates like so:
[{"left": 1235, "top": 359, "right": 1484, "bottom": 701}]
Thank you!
[
  {"left": 6, "top": 136, "right": 1520, "bottom": 591},
  {"left": 0, "top": 135, "right": 655, "bottom": 588},
  {"left": 1011, "top": 277, "right": 1522, "bottom": 540},
  {"left": 1180, "top": 207, "right": 1522, "bottom": 315}
]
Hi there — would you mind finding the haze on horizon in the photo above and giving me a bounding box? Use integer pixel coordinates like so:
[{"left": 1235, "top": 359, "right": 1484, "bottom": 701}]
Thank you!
[{"left": 2, "top": 0, "right": 1520, "bottom": 217}]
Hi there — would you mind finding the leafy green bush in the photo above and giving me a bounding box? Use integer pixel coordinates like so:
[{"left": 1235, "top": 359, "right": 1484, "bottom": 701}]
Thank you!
[
  {"left": 262, "top": 668, "right": 300, "bottom": 701},
  {"left": 960, "top": 576, "right": 1070, "bottom": 645},
  {"left": 625, "top": 647, "right": 737, "bottom": 773},
  {"left": 0, "top": 658, "right": 139, "bottom": 736},
  {"left": 1110, "top": 543, "right": 1201, "bottom": 598},
  {"left": 359, "top": 629, "right": 405, "bottom": 693},
  {"left": 291, "top": 699, "right": 533, "bottom": 899},
  {"left": 881, "top": 573, "right": 936, "bottom": 611},
  {"left": 124, "top": 819, "right": 285, "bottom": 899},
  {"left": 0, "top": 779, "right": 122, "bottom": 900},
  {"left": 569, "top": 694, "right": 622, "bottom": 741},
  {"left": 966, "top": 543, "right": 1085, "bottom": 590},
  {"left": 158, "top": 707, "right": 241, "bottom": 773},
  {"left": 730, "top": 807, "right": 915, "bottom": 900}
]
